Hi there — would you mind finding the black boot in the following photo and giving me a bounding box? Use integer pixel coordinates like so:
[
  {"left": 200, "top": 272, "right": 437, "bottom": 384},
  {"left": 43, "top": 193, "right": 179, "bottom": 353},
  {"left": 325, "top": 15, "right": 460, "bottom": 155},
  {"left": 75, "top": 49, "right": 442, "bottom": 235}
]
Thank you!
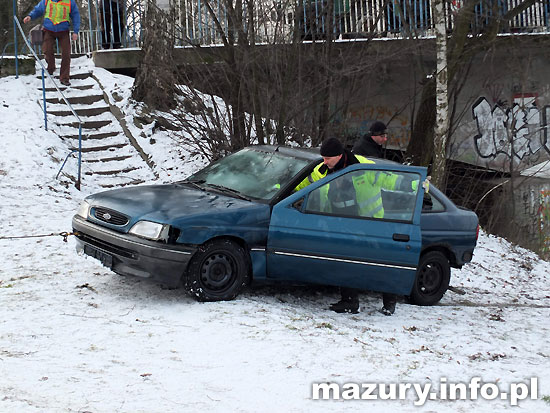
[
  {"left": 330, "top": 288, "right": 359, "bottom": 314},
  {"left": 380, "top": 293, "right": 397, "bottom": 316}
]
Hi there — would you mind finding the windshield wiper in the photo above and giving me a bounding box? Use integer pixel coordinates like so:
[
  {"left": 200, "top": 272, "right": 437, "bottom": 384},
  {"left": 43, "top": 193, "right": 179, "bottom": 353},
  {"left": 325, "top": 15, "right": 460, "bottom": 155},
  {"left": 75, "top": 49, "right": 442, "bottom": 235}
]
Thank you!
[
  {"left": 203, "top": 183, "right": 252, "bottom": 201},
  {"left": 178, "top": 179, "right": 206, "bottom": 191}
]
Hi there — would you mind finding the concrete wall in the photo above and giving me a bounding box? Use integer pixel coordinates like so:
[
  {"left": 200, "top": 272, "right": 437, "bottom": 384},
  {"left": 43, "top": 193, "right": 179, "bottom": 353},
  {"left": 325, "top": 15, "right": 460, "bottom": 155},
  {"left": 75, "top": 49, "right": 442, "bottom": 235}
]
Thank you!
[
  {"left": 0, "top": 56, "right": 35, "bottom": 77},
  {"left": 341, "top": 35, "right": 550, "bottom": 174}
]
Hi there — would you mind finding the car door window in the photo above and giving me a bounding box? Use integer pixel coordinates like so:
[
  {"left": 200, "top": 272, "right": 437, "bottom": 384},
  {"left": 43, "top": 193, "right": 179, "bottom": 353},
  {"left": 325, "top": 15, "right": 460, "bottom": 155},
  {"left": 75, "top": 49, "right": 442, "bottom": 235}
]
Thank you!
[{"left": 304, "top": 169, "right": 421, "bottom": 222}]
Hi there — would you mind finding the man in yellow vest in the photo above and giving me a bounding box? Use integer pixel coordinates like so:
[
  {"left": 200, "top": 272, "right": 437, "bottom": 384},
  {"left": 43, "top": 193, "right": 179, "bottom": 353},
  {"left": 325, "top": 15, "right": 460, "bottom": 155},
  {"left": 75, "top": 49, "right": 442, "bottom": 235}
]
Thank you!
[
  {"left": 24, "top": 0, "right": 80, "bottom": 86},
  {"left": 296, "top": 137, "right": 411, "bottom": 314}
]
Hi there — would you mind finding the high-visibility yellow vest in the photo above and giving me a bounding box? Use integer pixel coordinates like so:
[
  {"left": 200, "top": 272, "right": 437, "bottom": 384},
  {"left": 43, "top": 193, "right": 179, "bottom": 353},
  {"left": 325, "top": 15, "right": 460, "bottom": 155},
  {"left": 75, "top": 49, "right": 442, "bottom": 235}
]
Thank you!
[
  {"left": 45, "top": 0, "right": 71, "bottom": 25},
  {"left": 295, "top": 155, "right": 401, "bottom": 218}
]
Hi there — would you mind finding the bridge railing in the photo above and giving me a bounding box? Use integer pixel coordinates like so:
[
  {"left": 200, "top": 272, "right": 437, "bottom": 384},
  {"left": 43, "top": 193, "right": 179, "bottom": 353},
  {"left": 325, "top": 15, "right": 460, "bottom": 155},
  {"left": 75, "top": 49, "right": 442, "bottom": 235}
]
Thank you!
[{"left": 85, "top": 0, "right": 550, "bottom": 52}]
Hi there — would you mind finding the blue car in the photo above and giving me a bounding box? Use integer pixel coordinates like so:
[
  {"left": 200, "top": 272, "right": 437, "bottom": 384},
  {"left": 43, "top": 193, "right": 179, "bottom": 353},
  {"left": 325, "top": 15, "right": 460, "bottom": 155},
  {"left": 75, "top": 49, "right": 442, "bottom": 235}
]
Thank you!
[{"left": 72, "top": 145, "right": 479, "bottom": 305}]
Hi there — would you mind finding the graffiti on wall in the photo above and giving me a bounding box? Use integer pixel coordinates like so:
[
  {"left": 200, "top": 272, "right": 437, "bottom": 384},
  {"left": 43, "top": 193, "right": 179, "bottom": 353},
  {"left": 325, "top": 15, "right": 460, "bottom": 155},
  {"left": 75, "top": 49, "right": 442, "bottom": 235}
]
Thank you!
[{"left": 472, "top": 95, "right": 550, "bottom": 162}]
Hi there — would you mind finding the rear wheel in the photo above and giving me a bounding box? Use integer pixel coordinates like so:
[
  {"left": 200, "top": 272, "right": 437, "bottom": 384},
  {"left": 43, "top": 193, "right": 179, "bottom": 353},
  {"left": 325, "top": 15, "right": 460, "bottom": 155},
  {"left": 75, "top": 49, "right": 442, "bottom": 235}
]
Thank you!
[
  {"left": 410, "top": 251, "right": 450, "bottom": 306},
  {"left": 185, "top": 239, "right": 250, "bottom": 301}
]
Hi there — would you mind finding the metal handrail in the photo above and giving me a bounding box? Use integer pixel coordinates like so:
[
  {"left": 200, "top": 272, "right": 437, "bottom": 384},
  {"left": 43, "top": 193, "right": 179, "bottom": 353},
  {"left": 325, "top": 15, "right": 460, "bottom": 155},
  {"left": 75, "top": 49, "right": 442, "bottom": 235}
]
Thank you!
[{"left": 13, "top": 16, "right": 83, "bottom": 190}]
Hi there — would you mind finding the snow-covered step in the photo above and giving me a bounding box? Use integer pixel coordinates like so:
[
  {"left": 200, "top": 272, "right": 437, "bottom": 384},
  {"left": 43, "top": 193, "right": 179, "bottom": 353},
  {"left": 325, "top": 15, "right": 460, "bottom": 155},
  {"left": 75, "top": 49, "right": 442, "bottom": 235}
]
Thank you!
[
  {"left": 72, "top": 142, "right": 127, "bottom": 153},
  {"left": 84, "top": 165, "right": 141, "bottom": 176},
  {"left": 49, "top": 106, "right": 110, "bottom": 117},
  {"left": 62, "top": 131, "right": 120, "bottom": 140},
  {"left": 46, "top": 94, "right": 104, "bottom": 105},
  {"left": 40, "top": 84, "right": 95, "bottom": 92},
  {"left": 47, "top": 101, "right": 108, "bottom": 111},
  {"left": 44, "top": 82, "right": 101, "bottom": 94},
  {"left": 82, "top": 153, "right": 141, "bottom": 166},
  {"left": 58, "top": 119, "right": 112, "bottom": 129},
  {"left": 77, "top": 145, "right": 142, "bottom": 161},
  {"left": 35, "top": 71, "right": 92, "bottom": 82},
  {"left": 58, "top": 129, "right": 120, "bottom": 140},
  {"left": 53, "top": 110, "right": 117, "bottom": 122},
  {"left": 58, "top": 123, "right": 122, "bottom": 137},
  {"left": 91, "top": 173, "right": 147, "bottom": 188},
  {"left": 84, "top": 154, "right": 133, "bottom": 163}
]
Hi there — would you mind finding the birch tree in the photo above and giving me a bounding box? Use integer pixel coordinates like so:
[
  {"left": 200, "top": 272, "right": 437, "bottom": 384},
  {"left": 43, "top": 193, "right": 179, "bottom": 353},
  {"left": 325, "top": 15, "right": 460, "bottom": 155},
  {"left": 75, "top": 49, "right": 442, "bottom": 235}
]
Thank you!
[{"left": 432, "top": 0, "right": 448, "bottom": 188}]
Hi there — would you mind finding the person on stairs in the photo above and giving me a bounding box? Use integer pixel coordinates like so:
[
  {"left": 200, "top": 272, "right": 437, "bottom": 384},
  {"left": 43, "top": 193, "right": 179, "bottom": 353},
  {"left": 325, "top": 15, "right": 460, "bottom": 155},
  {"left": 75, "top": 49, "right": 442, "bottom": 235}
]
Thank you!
[{"left": 24, "top": 0, "right": 81, "bottom": 86}]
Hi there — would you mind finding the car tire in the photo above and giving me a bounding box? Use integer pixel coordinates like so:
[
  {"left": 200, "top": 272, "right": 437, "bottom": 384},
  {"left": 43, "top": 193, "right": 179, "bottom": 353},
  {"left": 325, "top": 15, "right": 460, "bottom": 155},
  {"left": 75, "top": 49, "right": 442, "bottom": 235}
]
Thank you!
[
  {"left": 185, "top": 239, "right": 250, "bottom": 302},
  {"left": 410, "top": 251, "right": 450, "bottom": 306}
]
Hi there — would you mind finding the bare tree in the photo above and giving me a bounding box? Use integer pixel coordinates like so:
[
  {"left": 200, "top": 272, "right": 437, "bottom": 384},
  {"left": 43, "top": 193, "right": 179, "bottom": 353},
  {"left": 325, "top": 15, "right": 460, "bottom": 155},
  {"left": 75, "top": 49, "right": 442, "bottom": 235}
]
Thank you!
[{"left": 168, "top": 0, "right": 389, "bottom": 158}]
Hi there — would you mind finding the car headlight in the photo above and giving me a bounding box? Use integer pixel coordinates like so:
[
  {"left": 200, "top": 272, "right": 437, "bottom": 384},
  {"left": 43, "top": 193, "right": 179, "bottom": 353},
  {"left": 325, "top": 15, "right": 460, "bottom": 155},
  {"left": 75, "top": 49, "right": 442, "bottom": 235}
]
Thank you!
[
  {"left": 76, "top": 200, "right": 90, "bottom": 219},
  {"left": 129, "top": 221, "right": 169, "bottom": 241}
]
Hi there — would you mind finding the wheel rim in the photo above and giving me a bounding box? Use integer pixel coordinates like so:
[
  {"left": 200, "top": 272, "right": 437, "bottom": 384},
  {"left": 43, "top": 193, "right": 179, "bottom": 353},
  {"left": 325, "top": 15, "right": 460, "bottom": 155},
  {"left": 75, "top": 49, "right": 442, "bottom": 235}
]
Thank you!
[
  {"left": 418, "top": 261, "right": 443, "bottom": 296},
  {"left": 200, "top": 252, "right": 237, "bottom": 292}
]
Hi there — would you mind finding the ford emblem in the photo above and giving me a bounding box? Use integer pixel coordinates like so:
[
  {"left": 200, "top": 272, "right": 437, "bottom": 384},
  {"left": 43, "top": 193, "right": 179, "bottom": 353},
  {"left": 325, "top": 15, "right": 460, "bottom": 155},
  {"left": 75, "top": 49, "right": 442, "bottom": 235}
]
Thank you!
[{"left": 103, "top": 213, "right": 112, "bottom": 220}]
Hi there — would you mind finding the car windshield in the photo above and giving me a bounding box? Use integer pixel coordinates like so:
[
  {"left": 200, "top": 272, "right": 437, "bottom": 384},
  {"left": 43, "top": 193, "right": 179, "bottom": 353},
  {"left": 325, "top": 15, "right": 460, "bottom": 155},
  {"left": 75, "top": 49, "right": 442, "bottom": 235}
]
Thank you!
[{"left": 184, "top": 147, "right": 312, "bottom": 201}]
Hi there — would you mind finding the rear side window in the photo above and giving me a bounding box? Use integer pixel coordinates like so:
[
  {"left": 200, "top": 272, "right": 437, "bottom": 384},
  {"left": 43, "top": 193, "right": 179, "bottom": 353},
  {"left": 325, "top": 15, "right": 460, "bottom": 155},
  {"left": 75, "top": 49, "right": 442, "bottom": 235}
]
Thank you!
[{"left": 422, "top": 193, "right": 445, "bottom": 212}]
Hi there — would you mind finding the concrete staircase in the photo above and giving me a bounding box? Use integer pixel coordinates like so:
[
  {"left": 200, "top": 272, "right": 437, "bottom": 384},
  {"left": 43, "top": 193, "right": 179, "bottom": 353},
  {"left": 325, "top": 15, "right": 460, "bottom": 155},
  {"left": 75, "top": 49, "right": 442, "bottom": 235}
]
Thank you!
[{"left": 37, "top": 58, "right": 155, "bottom": 188}]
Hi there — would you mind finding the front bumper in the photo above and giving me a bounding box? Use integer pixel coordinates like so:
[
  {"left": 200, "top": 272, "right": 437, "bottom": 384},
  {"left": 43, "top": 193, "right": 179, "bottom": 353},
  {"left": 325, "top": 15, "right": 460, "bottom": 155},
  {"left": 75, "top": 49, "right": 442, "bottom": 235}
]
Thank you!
[{"left": 72, "top": 215, "right": 196, "bottom": 288}]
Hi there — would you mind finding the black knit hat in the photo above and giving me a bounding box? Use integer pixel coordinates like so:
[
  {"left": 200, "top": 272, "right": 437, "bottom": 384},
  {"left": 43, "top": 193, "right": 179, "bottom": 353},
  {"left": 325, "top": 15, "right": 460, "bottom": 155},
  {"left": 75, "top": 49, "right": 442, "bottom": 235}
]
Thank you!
[
  {"left": 320, "top": 137, "right": 344, "bottom": 157},
  {"left": 369, "top": 121, "right": 387, "bottom": 135}
]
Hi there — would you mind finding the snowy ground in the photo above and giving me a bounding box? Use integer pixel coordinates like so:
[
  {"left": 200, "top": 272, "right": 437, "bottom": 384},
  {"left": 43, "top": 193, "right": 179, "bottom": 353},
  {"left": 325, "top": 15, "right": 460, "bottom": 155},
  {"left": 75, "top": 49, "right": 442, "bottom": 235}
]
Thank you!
[{"left": 1, "top": 61, "right": 550, "bottom": 412}]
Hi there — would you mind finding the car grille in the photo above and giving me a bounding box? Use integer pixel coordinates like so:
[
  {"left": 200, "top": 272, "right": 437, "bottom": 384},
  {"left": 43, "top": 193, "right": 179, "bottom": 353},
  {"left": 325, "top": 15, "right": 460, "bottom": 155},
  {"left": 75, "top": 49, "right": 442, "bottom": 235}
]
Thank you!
[{"left": 93, "top": 207, "right": 129, "bottom": 226}]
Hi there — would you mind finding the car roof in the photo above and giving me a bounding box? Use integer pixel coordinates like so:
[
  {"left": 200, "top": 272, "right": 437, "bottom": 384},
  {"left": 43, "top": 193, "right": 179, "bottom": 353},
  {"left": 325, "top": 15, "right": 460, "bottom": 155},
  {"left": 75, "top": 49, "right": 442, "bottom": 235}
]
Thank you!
[
  {"left": 250, "top": 144, "right": 405, "bottom": 164},
  {"left": 250, "top": 145, "right": 322, "bottom": 161}
]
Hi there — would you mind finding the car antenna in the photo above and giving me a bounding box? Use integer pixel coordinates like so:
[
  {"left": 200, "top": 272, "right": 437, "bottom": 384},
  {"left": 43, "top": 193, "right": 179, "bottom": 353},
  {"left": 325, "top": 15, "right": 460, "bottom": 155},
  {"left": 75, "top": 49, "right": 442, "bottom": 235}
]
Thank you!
[{"left": 264, "top": 146, "right": 278, "bottom": 167}]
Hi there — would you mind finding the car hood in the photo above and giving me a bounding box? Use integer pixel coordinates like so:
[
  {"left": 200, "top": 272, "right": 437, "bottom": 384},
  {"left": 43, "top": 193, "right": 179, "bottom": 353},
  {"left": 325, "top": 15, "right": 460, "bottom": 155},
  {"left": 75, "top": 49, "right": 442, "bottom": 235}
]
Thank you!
[{"left": 86, "top": 184, "right": 269, "bottom": 227}]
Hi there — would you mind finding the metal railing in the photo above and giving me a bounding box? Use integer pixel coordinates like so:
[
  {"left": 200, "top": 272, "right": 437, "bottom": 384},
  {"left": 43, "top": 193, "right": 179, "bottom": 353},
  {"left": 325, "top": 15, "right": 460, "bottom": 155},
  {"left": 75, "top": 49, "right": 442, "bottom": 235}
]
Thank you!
[
  {"left": 77, "top": 0, "right": 550, "bottom": 52},
  {"left": 17, "top": 0, "right": 544, "bottom": 55},
  {"left": 13, "top": 16, "right": 83, "bottom": 190}
]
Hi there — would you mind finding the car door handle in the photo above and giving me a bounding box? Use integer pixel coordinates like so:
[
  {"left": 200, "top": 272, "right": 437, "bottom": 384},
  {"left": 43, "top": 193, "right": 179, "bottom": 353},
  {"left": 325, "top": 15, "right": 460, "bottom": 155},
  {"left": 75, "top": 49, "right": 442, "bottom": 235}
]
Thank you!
[{"left": 393, "top": 233, "right": 410, "bottom": 242}]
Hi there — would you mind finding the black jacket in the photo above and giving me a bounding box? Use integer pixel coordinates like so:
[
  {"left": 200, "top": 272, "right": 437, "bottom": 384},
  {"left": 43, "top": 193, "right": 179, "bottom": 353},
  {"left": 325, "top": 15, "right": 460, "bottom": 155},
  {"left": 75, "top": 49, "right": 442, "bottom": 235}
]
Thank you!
[{"left": 352, "top": 134, "right": 383, "bottom": 158}]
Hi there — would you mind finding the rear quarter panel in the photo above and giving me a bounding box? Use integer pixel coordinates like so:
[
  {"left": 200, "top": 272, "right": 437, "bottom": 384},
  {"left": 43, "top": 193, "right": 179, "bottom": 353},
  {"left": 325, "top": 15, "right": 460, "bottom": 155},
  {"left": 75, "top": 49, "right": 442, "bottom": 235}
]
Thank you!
[{"left": 420, "top": 188, "right": 479, "bottom": 267}]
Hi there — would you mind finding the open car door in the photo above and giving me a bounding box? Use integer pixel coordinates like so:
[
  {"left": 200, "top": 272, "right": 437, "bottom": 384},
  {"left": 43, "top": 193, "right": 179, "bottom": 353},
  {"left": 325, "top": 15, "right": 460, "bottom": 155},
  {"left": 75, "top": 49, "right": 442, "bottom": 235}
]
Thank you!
[{"left": 266, "top": 163, "right": 427, "bottom": 295}]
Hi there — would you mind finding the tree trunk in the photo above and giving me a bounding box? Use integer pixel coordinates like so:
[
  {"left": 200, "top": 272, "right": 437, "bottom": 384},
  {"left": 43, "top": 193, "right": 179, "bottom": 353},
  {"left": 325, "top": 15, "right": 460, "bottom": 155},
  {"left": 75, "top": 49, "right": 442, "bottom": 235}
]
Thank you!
[
  {"left": 432, "top": 0, "right": 449, "bottom": 189},
  {"left": 406, "top": 77, "right": 436, "bottom": 166}
]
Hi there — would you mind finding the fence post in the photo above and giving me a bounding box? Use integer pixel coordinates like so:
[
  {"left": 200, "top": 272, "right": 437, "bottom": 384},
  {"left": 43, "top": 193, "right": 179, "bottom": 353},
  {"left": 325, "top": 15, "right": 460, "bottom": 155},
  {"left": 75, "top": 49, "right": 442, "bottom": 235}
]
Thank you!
[
  {"left": 88, "top": 0, "right": 95, "bottom": 50},
  {"left": 13, "top": 0, "right": 18, "bottom": 78},
  {"left": 42, "top": 68, "right": 48, "bottom": 130}
]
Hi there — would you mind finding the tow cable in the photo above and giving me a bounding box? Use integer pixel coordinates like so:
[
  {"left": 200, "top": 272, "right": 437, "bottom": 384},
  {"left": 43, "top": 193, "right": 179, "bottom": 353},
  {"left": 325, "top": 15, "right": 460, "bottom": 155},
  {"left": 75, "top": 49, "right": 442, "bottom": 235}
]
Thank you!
[{"left": 0, "top": 231, "right": 79, "bottom": 242}]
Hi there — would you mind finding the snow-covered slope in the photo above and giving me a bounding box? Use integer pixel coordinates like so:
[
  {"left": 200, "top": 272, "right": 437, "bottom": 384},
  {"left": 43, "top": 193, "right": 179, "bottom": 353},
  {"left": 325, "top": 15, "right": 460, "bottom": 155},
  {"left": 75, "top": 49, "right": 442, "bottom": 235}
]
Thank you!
[{"left": 1, "top": 62, "right": 549, "bottom": 413}]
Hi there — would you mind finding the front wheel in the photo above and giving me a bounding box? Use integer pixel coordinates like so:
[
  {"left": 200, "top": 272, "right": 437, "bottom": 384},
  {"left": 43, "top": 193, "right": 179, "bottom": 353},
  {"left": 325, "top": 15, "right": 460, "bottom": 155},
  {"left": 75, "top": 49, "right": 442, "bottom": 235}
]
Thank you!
[
  {"left": 185, "top": 239, "right": 250, "bottom": 302},
  {"left": 409, "top": 251, "right": 450, "bottom": 306}
]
